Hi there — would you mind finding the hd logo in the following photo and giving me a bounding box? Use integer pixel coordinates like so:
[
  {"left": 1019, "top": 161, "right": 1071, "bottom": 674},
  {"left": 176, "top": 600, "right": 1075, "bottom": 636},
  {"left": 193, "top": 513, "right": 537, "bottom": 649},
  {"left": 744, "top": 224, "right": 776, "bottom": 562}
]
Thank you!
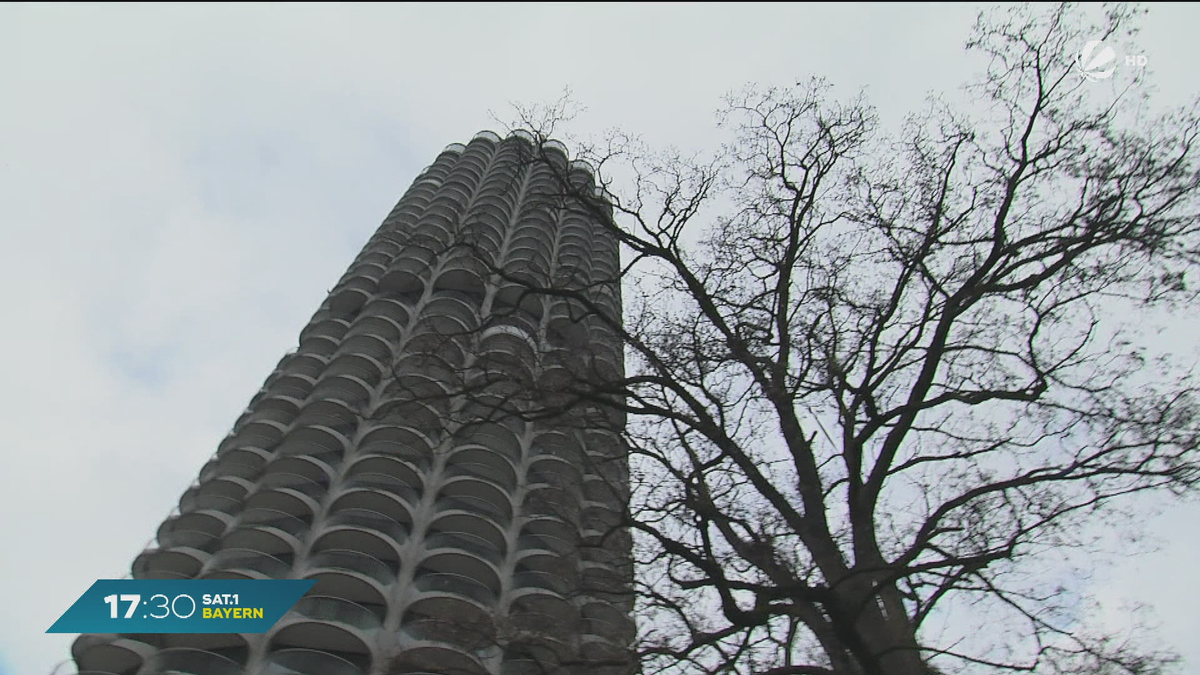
[{"left": 1076, "top": 39, "right": 1147, "bottom": 81}]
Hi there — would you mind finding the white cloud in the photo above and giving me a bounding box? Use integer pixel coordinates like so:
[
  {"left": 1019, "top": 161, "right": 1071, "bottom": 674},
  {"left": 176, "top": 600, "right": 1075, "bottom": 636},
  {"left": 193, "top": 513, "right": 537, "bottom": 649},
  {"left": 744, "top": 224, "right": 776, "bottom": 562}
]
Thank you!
[{"left": 1, "top": 3, "right": 1196, "bottom": 673}]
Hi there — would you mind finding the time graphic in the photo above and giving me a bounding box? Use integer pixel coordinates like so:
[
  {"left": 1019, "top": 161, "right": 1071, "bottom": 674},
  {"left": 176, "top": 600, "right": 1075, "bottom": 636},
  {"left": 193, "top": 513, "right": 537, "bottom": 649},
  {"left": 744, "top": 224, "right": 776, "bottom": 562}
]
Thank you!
[
  {"left": 103, "top": 593, "right": 263, "bottom": 620},
  {"left": 49, "top": 580, "right": 314, "bottom": 634}
]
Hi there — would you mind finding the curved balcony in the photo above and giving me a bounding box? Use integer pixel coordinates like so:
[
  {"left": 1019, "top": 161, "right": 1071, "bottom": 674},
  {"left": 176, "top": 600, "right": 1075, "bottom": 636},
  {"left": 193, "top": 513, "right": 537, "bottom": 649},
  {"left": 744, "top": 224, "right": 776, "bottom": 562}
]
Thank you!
[
  {"left": 223, "top": 418, "right": 288, "bottom": 452},
  {"left": 157, "top": 528, "right": 220, "bottom": 552},
  {"left": 352, "top": 451, "right": 426, "bottom": 485},
  {"left": 340, "top": 261, "right": 387, "bottom": 285},
  {"left": 413, "top": 571, "right": 497, "bottom": 607},
  {"left": 441, "top": 465, "right": 511, "bottom": 497},
  {"left": 435, "top": 493, "right": 511, "bottom": 526},
  {"left": 299, "top": 318, "right": 351, "bottom": 345},
  {"left": 345, "top": 307, "right": 405, "bottom": 338},
  {"left": 384, "top": 370, "right": 452, "bottom": 402},
  {"left": 73, "top": 635, "right": 156, "bottom": 674},
  {"left": 332, "top": 476, "right": 419, "bottom": 524},
  {"left": 254, "top": 472, "right": 327, "bottom": 499},
  {"left": 133, "top": 547, "right": 207, "bottom": 579},
  {"left": 353, "top": 254, "right": 390, "bottom": 272},
  {"left": 424, "top": 531, "right": 505, "bottom": 567},
  {"left": 419, "top": 549, "right": 501, "bottom": 595},
  {"left": 358, "top": 423, "right": 435, "bottom": 457},
  {"left": 510, "top": 591, "right": 577, "bottom": 627},
  {"left": 326, "top": 507, "right": 408, "bottom": 542},
  {"left": 582, "top": 503, "right": 622, "bottom": 532},
  {"left": 131, "top": 568, "right": 192, "bottom": 581},
  {"left": 579, "top": 637, "right": 631, "bottom": 667},
  {"left": 433, "top": 259, "right": 486, "bottom": 297},
  {"left": 520, "top": 518, "right": 577, "bottom": 549},
  {"left": 177, "top": 487, "right": 245, "bottom": 522},
  {"left": 522, "top": 483, "right": 581, "bottom": 521},
  {"left": 314, "top": 510, "right": 407, "bottom": 563},
  {"left": 327, "top": 286, "right": 371, "bottom": 318},
  {"left": 211, "top": 445, "right": 272, "bottom": 476},
  {"left": 287, "top": 595, "right": 382, "bottom": 632},
  {"left": 138, "top": 647, "right": 243, "bottom": 675},
  {"left": 401, "top": 614, "right": 496, "bottom": 653},
  {"left": 332, "top": 275, "right": 378, "bottom": 298},
  {"left": 404, "top": 330, "right": 468, "bottom": 364},
  {"left": 306, "top": 548, "right": 395, "bottom": 587},
  {"left": 374, "top": 400, "right": 443, "bottom": 434},
  {"left": 501, "top": 656, "right": 558, "bottom": 675},
  {"left": 179, "top": 493, "right": 242, "bottom": 516},
  {"left": 233, "top": 406, "right": 296, "bottom": 432},
  {"left": 438, "top": 478, "right": 512, "bottom": 521},
  {"left": 359, "top": 296, "right": 412, "bottom": 326},
  {"left": 341, "top": 470, "right": 421, "bottom": 501},
  {"left": 354, "top": 441, "right": 429, "bottom": 470},
  {"left": 425, "top": 292, "right": 480, "bottom": 326},
  {"left": 224, "top": 508, "right": 308, "bottom": 556},
  {"left": 379, "top": 250, "right": 436, "bottom": 295},
  {"left": 284, "top": 353, "right": 329, "bottom": 378},
  {"left": 264, "top": 455, "right": 336, "bottom": 484},
  {"left": 234, "top": 508, "right": 309, "bottom": 537},
  {"left": 266, "top": 372, "right": 320, "bottom": 398},
  {"left": 514, "top": 570, "right": 572, "bottom": 596},
  {"left": 516, "top": 532, "right": 574, "bottom": 557},
  {"left": 158, "top": 511, "right": 232, "bottom": 544},
  {"left": 161, "top": 633, "right": 248, "bottom": 653},
  {"left": 580, "top": 614, "right": 635, "bottom": 643},
  {"left": 452, "top": 422, "right": 522, "bottom": 463},
  {"left": 309, "top": 375, "right": 372, "bottom": 408},
  {"left": 508, "top": 607, "right": 580, "bottom": 638},
  {"left": 542, "top": 137, "right": 568, "bottom": 155},
  {"left": 509, "top": 129, "right": 536, "bottom": 144},
  {"left": 392, "top": 352, "right": 458, "bottom": 385},
  {"left": 323, "top": 353, "right": 386, "bottom": 384},
  {"left": 459, "top": 220, "right": 505, "bottom": 259},
  {"left": 261, "top": 648, "right": 366, "bottom": 675},
  {"left": 447, "top": 446, "right": 517, "bottom": 483},
  {"left": 271, "top": 596, "right": 379, "bottom": 656},
  {"left": 527, "top": 456, "right": 583, "bottom": 490},
  {"left": 303, "top": 391, "right": 363, "bottom": 418},
  {"left": 202, "top": 548, "right": 292, "bottom": 580},
  {"left": 335, "top": 333, "right": 393, "bottom": 363},
  {"left": 390, "top": 645, "right": 490, "bottom": 675},
  {"left": 278, "top": 425, "right": 350, "bottom": 456}
]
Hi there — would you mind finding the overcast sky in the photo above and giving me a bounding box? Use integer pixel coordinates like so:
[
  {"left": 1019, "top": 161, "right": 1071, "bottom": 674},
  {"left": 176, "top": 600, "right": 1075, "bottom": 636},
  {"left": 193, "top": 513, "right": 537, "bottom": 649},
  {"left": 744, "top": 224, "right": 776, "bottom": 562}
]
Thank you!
[{"left": 2, "top": 4, "right": 1198, "bottom": 674}]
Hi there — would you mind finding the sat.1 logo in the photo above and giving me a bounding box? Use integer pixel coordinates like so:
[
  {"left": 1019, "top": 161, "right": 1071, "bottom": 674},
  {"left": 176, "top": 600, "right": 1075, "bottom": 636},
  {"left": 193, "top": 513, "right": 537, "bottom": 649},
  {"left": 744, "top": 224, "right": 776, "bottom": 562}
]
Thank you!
[{"left": 1075, "top": 39, "right": 1148, "bottom": 81}]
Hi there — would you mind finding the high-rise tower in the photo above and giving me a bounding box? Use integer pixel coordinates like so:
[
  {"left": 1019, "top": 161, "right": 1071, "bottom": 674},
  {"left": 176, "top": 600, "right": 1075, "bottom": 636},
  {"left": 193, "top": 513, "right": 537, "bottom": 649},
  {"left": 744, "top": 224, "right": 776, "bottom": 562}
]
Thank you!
[{"left": 68, "top": 131, "right": 633, "bottom": 675}]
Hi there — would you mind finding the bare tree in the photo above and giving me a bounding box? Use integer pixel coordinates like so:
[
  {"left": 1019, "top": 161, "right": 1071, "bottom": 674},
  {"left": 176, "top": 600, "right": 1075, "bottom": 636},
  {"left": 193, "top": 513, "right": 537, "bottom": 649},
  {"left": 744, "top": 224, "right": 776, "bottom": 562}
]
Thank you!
[{"left": 441, "top": 4, "right": 1200, "bottom": 675}]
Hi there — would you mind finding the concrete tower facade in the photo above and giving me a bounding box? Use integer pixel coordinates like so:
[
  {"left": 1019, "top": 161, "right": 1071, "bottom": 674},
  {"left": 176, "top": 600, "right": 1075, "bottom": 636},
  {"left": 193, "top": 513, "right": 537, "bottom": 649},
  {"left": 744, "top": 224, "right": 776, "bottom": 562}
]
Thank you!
[{"left": 69, "top": 132, "right": 633, "bottom": 675}]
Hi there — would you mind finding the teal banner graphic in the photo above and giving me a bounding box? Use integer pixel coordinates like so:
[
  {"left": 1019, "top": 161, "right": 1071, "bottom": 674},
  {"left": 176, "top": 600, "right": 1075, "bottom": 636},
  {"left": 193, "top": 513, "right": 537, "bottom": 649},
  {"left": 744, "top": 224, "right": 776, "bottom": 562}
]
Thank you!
[{"left": 47, "top": 579, "right": 316, "bottom": 633}]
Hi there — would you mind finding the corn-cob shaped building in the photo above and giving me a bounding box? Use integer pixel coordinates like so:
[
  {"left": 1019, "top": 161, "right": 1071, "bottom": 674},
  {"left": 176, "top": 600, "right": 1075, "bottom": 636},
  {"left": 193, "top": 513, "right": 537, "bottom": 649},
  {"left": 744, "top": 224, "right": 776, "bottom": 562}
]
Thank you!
[{"left": 67, "top": 131, "right": 633, "bottom": 675}]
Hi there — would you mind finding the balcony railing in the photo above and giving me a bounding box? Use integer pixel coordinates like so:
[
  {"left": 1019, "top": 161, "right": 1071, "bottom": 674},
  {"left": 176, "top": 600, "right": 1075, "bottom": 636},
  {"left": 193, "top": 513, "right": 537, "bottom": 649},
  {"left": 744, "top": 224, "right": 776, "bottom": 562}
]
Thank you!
[
  {"left": 234, "top": 508, "right": 310, "bottom": 539},
  {"left": 261, "top": 648, "right": 365, "bottom": 675},
  {"left": 306, "top": 549, "right": 394, "bottom": 586},
  {"left": 287, "top": 595, "right": 382, "bottom": 631},
  {"left": 516, "top": 532, "right": 574, "bottom": 556},
  {"left": 325, "top": 508, "right": 408, "bottom": 544},
  {"left": 436, "top": 494, "right": 510, "bottom": 523},
  {"left": 413, "top": 571, "right": 497, "bottom": 606},
  {"left": 139, "top": 647, "right": 242, "bottom": 675},
  {"left": 205, "top": 549, "right": 292, "bottom": 578},
  {"left": 424, "top": 531, "right": 505, "bottom": 566},
  {"left": 513, "top": 570, "right": 572, "bottom": 596},
  {"left": 256, "top": 473, "right": 327, "bottom": 498}
]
